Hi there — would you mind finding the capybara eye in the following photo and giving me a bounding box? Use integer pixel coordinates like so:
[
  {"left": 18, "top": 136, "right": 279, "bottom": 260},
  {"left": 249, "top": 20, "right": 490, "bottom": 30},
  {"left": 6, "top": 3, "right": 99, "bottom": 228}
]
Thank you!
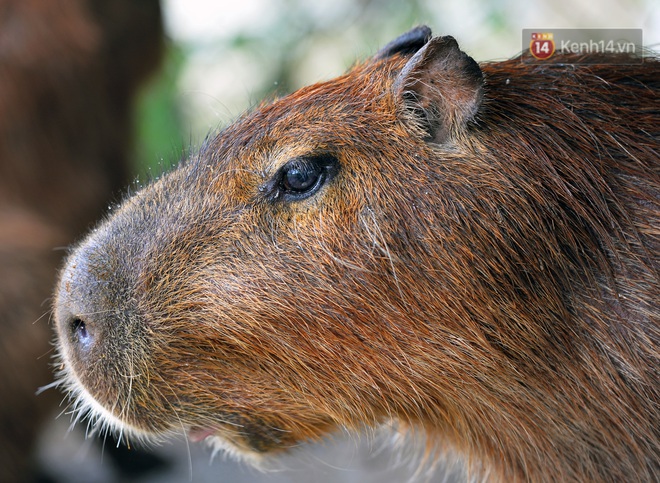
[
  {"left": 265, "top": 154, "right": 338, "bottom": 202},
  {"left": 282, "top": 159, "right": 322, "bottom": 193}
]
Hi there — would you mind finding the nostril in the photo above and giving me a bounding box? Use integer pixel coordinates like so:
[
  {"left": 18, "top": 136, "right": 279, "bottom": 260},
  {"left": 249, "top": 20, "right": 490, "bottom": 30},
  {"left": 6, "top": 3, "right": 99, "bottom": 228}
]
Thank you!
[{"left": 70, "top": 316, "right": 94, "bottom": 349}]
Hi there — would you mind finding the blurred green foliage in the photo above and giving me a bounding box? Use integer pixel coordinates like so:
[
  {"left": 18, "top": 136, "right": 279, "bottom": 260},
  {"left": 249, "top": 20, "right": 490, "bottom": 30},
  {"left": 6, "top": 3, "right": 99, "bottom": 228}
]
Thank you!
[{"left": 133, "top": 42, "right": 187, "bottom": 175}]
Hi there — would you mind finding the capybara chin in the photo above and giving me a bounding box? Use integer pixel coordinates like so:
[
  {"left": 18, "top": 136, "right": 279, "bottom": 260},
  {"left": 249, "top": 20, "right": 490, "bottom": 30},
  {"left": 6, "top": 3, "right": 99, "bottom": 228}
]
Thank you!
[{"left": 53, "top": 26, "right": 658, "bottom": 482}]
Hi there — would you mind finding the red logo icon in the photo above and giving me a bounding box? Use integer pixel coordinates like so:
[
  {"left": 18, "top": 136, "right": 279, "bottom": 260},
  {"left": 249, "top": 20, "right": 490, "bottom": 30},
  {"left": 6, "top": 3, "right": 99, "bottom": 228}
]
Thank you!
[{"left": 530, "top": 32, "right": 555, "bottom": 60}]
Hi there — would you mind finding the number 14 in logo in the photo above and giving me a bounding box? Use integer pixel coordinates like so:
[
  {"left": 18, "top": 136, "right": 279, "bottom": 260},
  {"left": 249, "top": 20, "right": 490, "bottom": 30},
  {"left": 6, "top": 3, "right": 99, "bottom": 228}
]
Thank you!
[{"left": 530, "top": 32, "right": 555, "bottom": 60}]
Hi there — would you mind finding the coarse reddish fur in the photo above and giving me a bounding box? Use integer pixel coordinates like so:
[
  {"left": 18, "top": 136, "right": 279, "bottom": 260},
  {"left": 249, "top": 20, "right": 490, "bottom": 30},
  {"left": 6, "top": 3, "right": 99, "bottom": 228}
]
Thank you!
[
  {"left": 0, "top": 1, "right": 162, "bottom": 480},
  {"left": 54, "top": 27, "right": 659, "bottom": 482}
]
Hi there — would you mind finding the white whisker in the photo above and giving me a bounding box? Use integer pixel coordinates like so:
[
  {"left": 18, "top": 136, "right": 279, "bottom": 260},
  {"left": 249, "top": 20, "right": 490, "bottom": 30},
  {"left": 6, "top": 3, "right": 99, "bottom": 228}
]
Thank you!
[{"left": 360, "top": 207, "right": 405, "bottom": 301}]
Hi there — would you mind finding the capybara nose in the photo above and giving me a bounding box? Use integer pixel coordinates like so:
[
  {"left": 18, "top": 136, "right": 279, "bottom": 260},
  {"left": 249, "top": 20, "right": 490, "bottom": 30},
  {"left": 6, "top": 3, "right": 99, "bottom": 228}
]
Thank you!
[
  {"left": 55, "top": 251, "right": 102, "bottom": 362},
  {"left": 54, "top": 237, "right": 138, "bottom": 370},
  {"left": 54, "top": 236, "right": 146, "bottom": 410}
]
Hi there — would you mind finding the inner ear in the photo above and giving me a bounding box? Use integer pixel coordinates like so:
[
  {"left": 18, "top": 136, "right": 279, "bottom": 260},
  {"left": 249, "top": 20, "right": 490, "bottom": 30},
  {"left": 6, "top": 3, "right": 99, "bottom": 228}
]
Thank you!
[{"left": 393, "top": 36, "right": 484, "bottom": 144}]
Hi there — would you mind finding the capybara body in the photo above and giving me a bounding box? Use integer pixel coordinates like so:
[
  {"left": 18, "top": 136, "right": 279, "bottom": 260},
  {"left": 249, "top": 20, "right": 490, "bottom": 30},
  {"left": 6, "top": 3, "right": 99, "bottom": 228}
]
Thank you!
[
  {"left": 54, "top": 27, "right": 659, "bottom": 482},
  {"left": 0, "top": 0, "right": 162, "bottom": 480}
]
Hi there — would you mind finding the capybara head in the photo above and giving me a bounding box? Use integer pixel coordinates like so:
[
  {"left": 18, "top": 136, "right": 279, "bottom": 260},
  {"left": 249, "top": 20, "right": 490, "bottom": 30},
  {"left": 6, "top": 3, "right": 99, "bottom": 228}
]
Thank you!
[{"left": 53, "top": 27, "right": 659, "bottom": 482}]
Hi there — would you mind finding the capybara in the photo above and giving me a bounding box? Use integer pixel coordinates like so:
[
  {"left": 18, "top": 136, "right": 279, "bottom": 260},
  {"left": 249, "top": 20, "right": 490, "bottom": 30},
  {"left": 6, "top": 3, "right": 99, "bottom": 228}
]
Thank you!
[
  {"left": 53, "top": 26, "right": 659, "bottom": 482},
  {"left": 0, "top": 0, "right": 162, "bottom": 480}
]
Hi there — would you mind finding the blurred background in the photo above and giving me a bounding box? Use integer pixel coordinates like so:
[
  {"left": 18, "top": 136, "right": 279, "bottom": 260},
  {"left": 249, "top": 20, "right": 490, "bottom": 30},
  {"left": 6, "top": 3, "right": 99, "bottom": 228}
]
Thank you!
[{"left": 0, "top": 0, "right": 657, "bottom": 482}]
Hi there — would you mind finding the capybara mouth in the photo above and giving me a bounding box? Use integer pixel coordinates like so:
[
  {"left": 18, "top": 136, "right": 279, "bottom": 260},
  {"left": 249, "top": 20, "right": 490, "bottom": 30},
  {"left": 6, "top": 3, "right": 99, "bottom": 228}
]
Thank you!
[
  {"left": 52, "top": 24, "right": 659, "bottom": 482},
  {"left": 53, "top": 362, "right": 297, "bottom": 459},
  {"left": 53, "top": 328, "right": 315, "bottom": 458},
  {"left": 187, "top": 421, "right": 295, "bottom": 456}
]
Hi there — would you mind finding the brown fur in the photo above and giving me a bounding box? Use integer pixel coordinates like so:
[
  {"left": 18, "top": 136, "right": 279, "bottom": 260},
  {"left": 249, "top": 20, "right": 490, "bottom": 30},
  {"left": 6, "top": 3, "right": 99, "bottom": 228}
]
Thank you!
[
  {"left": 0, "top": 1, "right": 162, "bottom": 480},
  {"left": 54, "top": 27, "right": 659, "bottom": 482}
]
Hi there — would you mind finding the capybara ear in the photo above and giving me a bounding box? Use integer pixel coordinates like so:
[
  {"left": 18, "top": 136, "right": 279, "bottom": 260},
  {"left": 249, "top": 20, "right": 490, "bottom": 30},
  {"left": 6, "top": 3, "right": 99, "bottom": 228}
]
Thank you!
[
  {"left": 373, "top": 25, "right": 432, "bottom": 60},
  {"left": 393, "top": 36, "right": 483, "bottom": 143}
]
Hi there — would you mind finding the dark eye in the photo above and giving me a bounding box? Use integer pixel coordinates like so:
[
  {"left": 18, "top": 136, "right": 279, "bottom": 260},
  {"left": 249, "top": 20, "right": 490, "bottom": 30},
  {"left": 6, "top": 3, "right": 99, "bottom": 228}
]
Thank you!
[
  {"left": 263, "top": 154, "right": 338, "bottom": 202},
  {"left": 282, "top": 159, "right": 322, "bottom": 193}
]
